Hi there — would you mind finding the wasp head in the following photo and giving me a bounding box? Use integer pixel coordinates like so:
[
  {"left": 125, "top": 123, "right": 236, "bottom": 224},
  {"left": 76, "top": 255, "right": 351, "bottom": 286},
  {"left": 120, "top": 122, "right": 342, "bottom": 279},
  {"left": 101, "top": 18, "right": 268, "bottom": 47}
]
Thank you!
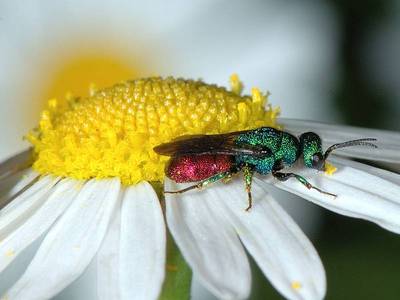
[
  {"left": 299, "top": 132, "right": 325, "bottom": 171},
  {"left": 299, "top": 131, "right": 378, "bottom": 171}
]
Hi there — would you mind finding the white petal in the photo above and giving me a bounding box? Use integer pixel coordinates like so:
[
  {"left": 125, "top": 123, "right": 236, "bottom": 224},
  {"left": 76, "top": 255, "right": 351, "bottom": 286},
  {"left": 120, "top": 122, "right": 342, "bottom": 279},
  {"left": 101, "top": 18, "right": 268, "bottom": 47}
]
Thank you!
[
  {"left": 97, "top": 192, "right": 122, "bottom": 300},
  {"left": 0, "top": 178, "right": 80, "bottom": 272},
  {"left": 261, "top": 160, "right": 400, "bottom": 234},
  {"left": 279, "top": 118, "right": 400, "bottom": 163},
  {"left": 210, "top": 179, "right": 325, "bottom": 300},
  {"left": 6, "top": 178, "right": 121, "bottom": 300},
  {"left": 0, "top": 149, "right": 32, "bottom": 182},
  {"left": 0, "top": 168, "right": 37, "bottom": 202},
  {"left": 165, "top": 178, "right": 251, "bottom": 300},
  {"left": 0, "top": 175, "right": 58, "bottom": 239},
  {"left": 119, "top": 182, "right": 166, "bottom": 300},
  {"left": 331, "top": 157, "right": 400, "bottom": 185}
]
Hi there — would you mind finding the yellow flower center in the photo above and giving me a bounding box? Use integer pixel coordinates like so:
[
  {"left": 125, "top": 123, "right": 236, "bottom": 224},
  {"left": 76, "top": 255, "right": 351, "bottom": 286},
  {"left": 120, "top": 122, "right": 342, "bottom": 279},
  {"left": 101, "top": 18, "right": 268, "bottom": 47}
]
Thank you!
[{"left": 27, "top": 75, "right": 279, "bottom": 185}]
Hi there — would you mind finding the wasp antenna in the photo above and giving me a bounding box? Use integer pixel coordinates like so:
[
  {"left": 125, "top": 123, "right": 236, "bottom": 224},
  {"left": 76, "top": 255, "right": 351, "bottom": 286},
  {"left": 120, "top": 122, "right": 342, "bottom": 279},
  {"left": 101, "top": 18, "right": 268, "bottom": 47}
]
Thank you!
[{"left": 324, "top": 138, "right": 378, "bottom": 160}]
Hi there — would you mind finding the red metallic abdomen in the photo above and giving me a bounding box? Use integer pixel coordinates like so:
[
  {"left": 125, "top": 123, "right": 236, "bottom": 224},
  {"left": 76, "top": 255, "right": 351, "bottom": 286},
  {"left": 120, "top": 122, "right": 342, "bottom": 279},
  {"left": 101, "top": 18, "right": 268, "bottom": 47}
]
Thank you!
[{"left": 166, "top": 155, "right": 233, "bottom": 183}]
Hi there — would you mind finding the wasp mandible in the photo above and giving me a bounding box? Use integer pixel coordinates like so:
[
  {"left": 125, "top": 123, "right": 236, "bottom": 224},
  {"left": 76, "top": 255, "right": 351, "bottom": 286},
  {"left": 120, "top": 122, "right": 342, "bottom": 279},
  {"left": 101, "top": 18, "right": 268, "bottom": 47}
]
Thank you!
[{"left": 154, "top": 127, "right": 377, "bottom": 211}]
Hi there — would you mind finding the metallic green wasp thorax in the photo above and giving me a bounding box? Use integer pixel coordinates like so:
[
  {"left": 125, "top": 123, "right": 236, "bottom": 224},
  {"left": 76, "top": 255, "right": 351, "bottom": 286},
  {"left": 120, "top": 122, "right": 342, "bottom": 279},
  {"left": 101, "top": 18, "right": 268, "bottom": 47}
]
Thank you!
[{"left": 233, "top": 127, "right": 300, "bottom": 175}]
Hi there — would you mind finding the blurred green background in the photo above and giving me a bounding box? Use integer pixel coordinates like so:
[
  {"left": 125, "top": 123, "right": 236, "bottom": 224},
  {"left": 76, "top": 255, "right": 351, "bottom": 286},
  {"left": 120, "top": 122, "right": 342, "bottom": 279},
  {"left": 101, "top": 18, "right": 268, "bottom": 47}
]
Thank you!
[{"left": 330, "top": 0, "right": 398, "bottom": 130}]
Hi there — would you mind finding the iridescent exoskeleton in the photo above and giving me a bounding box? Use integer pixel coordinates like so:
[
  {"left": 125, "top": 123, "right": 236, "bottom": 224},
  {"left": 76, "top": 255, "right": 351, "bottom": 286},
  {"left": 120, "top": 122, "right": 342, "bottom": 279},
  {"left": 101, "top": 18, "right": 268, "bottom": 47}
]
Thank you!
[{"left": 154, "top": 127, "right": 377, "bottom": 211}]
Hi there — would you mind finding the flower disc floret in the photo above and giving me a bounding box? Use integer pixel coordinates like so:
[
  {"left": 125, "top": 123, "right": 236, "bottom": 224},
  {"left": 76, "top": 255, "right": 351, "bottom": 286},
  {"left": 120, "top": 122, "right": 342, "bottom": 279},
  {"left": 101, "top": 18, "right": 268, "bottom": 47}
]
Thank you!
[{"left": 27, "top": 76, "right": 279, "bottom": 184}]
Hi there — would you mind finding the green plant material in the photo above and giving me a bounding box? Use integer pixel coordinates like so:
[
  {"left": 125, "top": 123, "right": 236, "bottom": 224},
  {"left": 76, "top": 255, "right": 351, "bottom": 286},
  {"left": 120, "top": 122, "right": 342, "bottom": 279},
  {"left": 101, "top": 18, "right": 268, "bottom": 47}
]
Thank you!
[{"left": 159, "top": 231, "right": 192, "bottom": 300}]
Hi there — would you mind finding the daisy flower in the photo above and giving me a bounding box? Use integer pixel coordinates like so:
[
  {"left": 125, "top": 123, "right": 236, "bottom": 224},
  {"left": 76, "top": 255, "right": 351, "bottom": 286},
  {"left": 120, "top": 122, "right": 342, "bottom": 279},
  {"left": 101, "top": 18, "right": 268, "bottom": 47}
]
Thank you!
[
  {"left": 0, "top": 7, "right": 336, "bottom": 288},
  {"left": 0, "top": 75, "right": 400, "bottom": 300}
]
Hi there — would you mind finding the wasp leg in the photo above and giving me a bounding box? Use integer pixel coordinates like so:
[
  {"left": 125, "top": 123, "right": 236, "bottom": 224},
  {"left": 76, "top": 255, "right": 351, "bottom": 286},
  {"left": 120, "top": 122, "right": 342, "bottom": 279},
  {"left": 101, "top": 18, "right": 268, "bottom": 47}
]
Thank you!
[
  {"left": 243, "top": 165, "right": 254, "bottom": 212},
  {"left": 222, "top": 173, "right": 233, "bottom": 184},
  {"left": 272, "top": 169, "right": 337, "bottom": 198},
  {"left": 164, "top": 171, "right": 234, "bottom": 195}
]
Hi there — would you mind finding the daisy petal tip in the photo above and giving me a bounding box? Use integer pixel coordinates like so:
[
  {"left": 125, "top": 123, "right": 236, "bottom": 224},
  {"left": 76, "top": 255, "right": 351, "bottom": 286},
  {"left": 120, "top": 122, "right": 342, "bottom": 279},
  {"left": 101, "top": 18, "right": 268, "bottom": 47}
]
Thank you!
[{"left": 296, "top": 279, "right": 326, "bottom": 300}]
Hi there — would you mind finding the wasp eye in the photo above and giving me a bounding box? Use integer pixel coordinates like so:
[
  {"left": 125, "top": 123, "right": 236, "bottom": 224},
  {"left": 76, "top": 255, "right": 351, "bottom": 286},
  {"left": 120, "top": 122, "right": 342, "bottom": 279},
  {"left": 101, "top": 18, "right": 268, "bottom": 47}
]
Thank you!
[{"left": 311, "top": 153, "right": 324, "bottom": 170}]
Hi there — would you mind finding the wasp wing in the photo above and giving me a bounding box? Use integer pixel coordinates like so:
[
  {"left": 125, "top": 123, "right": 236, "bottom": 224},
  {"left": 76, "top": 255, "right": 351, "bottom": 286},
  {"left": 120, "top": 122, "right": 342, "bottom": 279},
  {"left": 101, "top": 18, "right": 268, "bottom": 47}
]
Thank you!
[{"left": 153, "top": 131, "right": 271, "bottom": 157}]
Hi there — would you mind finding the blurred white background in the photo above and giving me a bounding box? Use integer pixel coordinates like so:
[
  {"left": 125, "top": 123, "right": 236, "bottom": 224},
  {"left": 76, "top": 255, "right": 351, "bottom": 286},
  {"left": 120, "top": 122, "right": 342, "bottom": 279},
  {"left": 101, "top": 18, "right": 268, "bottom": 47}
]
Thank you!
[{"left": 0, "top": 0, "right": 340, "bottom": 161}]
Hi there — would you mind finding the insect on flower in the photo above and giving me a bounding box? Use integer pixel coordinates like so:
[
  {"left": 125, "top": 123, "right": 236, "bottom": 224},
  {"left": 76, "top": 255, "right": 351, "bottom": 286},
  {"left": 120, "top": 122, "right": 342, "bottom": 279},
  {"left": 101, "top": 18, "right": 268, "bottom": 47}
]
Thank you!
[{"left": 154, "top": 127, "right": 377, "bottom": 211}]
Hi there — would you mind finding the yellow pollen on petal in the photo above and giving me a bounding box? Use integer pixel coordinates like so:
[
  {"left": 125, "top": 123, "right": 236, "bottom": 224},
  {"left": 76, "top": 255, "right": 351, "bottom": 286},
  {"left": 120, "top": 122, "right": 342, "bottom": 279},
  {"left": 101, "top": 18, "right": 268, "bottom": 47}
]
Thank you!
[
  {"left": 291, "top": 281, "right": 302, "bottom": 291},
  {"left": 27, "top": 76, "right": 279, "bottom": 185},
  {"left": 324, "top": 162, "right": 337, "bottom": 176},
  {"left": 74, "top": 182, "right": 84, "bottom": 191},
  {"left": 5, "top": 249, "right": 15, "bottom": 258}
]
